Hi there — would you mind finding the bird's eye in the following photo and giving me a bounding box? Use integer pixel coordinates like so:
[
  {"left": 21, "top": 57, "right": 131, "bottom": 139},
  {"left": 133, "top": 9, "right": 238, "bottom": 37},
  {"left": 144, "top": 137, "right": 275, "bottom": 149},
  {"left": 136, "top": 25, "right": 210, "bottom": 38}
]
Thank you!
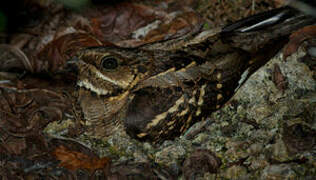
[{"left": 101, "top": 56, "right": 118, "bottom": 70}]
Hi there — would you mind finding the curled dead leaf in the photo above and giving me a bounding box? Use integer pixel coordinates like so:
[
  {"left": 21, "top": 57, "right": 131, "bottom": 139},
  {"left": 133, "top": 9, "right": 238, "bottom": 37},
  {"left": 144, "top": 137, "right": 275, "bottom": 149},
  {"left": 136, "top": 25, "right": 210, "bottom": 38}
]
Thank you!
[
  {"left": 0, "top": 87, "right": 68, "bottom": 137},
  {"left": 35, "top": 33, "right": 102, "bottom": 73},
  {"left": 0, "top": 44, "right": 33, "bottom": 72},
  {"left": 87, "top": 2, "right": 161, "bottom": 45},
  {"left": 117, "top": 10, "right": 203, "bottom": 47},
  {"left": 283, "top": 25, "right": 316, "bottom": 59},
  {"left": 86, "top": 2, "right": 203, "bottom": 47},
  {"left": 52, "top": 145, "right": 111, "bottom": 173}
]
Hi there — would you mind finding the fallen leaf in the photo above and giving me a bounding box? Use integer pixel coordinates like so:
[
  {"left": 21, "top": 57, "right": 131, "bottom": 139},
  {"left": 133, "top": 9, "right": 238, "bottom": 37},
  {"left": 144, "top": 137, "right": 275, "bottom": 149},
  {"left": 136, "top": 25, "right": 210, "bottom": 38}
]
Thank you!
[
  {"left": 0, "top": 44, "right": 33, "bottom": 72},
  {"left": 34, "top": 33, "right": 102, "bottom": 73},
  {"left": 87, "top": 2, "right": 161, "bottom": 44},
  {"left": 52, "top": 145, "right": 111, "bottom": 172},
  {"left": 0, "top": 136, "right": 27, "bottom": 155},
  {"left": 85, "top": 1, "right": 203, "bottom": 47},
  {"left": 283, "top": 25, "right": 316, "bottom": 59},
  {"left": 272, "top": 63, "right": 287, "bottom": 92},
  {"left": 116, "top": 10, "right": 203, "bottom": 47},
  {"left": 0, "top": 86, "right": 69, "bottom": 137}
]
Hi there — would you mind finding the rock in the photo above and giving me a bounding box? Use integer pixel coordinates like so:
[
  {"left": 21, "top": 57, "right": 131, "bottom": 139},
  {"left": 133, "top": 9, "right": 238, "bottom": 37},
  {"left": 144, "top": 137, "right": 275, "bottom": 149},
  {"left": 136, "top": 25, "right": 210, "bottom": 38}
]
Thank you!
[
  {"left": 182, "top": 149, "right": 221, "bottom": 179},
  {"left": 261, "top": 164, "right": 297, "bottom": 180},
  {"left": 154, "top": 143, "right": 187, "bottom": 175},
  {"left": 222, "top": 165, "right": 248, "bottom": 179}
]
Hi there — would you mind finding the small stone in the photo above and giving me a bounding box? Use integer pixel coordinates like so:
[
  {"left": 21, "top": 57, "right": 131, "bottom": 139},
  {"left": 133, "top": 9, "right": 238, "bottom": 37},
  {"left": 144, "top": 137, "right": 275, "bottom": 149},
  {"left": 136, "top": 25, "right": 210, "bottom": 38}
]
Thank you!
[
  {"left": 270, "top": 138, "right": 291, "bottom": 162},
  {"left": 154, "top": 144, "right": 186, "bottom": 166},
  {"left": 143, "top": 142, "right": 153, "bottom": 152},
  {"left": 250, "top": 103, "right": 274, "bottom": 122},
  {"left": 248, "top": 156, "right": 269, "bottom": 171},
  {"left": 192, "top": 133, "right": 210, "bottom": 145},
  {"left": 261, "top": 164, "right": 297, "bottom": 180},
  {"left": 222, "top": 165, "right": 248, "bottom": 179},
  {"left": 182, "top": 149, "right": 221, "bottom": 179},
  {"left": 225, "top": 141, "right": 249, "bottom": 160},
  {"left": 247, "top": 143, "right": 264, "bottom": 155}
]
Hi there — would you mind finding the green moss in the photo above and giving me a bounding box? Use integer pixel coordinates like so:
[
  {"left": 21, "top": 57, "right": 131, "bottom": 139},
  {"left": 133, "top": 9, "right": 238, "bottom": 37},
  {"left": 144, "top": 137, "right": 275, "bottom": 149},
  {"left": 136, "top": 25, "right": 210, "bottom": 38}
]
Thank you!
[
  {"left": 202, "top": 23, "right": 210, "bottom": 30},
  {"left": 107, "top": 145, "right": 128, "bottom": 157}
]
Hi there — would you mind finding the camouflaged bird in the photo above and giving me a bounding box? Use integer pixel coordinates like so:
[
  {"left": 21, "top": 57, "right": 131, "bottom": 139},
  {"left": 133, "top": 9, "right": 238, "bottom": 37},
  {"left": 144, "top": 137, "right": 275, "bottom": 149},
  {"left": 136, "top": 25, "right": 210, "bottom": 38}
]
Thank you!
[
  {"left": 1, "top": 7, "right": 316, "bottom": 143},
  {"left": 69, "top": 7, "right": 315, "bottom": 143}
]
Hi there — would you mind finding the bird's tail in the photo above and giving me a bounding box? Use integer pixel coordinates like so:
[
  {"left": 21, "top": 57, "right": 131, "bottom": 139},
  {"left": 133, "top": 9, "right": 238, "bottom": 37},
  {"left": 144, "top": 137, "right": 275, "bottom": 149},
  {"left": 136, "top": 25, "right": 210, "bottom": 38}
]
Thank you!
[
  {"left": 220, "top": 5, "right": 316, "bottom": 91},
  {"left": 221, "top": 6, "right": 316, "bottom": 52}
]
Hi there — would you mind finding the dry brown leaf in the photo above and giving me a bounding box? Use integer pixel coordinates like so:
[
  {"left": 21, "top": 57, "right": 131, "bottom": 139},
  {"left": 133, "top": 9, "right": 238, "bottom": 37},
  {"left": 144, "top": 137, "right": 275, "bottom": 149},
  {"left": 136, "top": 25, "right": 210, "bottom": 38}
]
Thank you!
[
  {"left": 52, "top": 145, "right": 111, "bottom": 172},
  {"left": 0, "top": 44, "right": 33, "bottom": 72},
  {"left": 87, "top": 2, "right": 161, "bottom": 44},
  {"left": 85, "top": 2, "right": 203, "bottom": 47},
  {"left": 0, "top": 87, "right": 69, "bottom": 137},
  {"left": 272, "top": 63, "right": 287, "bottom": 92},
  {"left": 116, "top": 10, "right": 203, "bottom": 47},
  {"left": 283, "top": 25, "right": 316, "bottom": 59},
  {"left": 34, "top": 33, "right": 102, "bottom": 73},
  {"left": 0, "top": 136, "right": 27, "bottom": 155}
]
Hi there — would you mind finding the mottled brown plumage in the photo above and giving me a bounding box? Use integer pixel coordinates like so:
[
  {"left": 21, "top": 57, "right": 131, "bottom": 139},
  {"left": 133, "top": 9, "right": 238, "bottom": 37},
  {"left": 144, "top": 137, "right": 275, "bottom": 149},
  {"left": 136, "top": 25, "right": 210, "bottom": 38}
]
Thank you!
[{"left": 70, "top": 7, "right": 315, "bottom": 143}]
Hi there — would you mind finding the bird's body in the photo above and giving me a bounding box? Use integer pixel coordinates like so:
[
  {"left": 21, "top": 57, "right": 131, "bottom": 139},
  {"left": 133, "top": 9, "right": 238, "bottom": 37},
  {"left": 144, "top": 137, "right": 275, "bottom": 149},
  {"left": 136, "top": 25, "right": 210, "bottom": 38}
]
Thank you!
[
  {"left": 75, "top": 43, "right": 249, "bottom": 142},
  {"left": 69, "top": 7, "right": 315, "bottom": 143}
]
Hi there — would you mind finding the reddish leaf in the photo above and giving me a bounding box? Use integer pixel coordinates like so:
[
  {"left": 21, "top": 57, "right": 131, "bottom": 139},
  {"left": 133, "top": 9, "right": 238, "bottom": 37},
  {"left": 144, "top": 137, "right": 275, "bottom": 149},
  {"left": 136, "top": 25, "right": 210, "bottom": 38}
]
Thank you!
[
  {"left": 283, "top": 25, "right": 316, "bottom": 59},
  {"left": 116, "top": 10, "right": 203, "bottom": 47},
  {"left": 85, "top": 2, "right": 203, "bottom": 47},
  {"left": 0, "top": 86, "right": 69, "bottom": 137},
  {"left": 52, "top": 145, "right": 111, "bottom": 172},
  {"left": 87, "top": 2, "right": 162, "bottom": 44},
  {"left": 34, "top": 33, "right": 102, "bottom": 73}
]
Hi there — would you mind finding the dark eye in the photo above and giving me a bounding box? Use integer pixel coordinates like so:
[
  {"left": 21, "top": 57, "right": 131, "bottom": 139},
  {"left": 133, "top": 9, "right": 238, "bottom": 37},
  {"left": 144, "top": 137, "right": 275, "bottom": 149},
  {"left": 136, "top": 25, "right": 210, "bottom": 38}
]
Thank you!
[{"left": 101, "top": 56, "right": 118, "bottom": 69}]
